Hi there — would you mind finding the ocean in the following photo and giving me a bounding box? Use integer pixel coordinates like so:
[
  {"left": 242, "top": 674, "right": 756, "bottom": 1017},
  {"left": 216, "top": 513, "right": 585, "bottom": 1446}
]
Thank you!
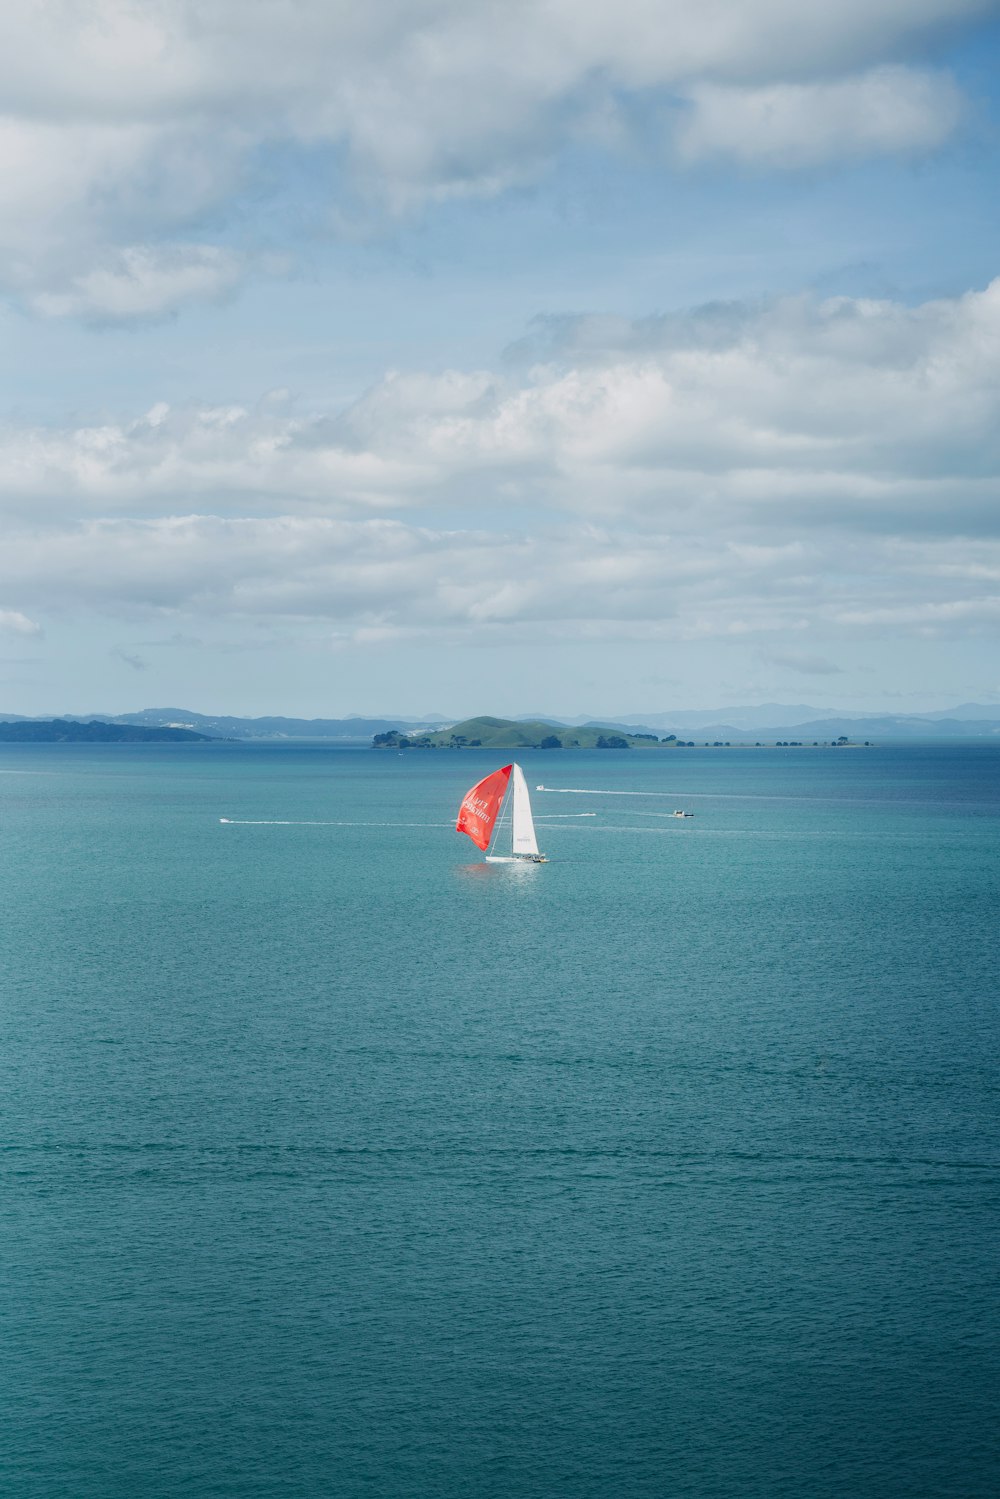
[{"left": 2, "top": 742, "right": 998, "bottom": 1498}]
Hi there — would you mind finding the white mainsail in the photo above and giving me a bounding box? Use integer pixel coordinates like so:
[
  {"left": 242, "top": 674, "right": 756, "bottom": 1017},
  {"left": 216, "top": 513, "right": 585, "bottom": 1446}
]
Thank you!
[{"left": 510, "top": 763, "right": 540, "bottom": 857}]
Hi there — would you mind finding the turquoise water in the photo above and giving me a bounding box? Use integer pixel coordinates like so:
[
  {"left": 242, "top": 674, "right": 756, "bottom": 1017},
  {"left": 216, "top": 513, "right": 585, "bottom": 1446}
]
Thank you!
[{"left": 2, "top": 743, "right": 998, "bottom": 1498}]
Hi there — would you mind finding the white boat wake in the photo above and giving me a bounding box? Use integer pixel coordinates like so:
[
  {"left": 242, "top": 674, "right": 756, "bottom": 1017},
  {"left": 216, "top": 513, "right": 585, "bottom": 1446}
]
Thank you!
[
  {"left": 219, "top": 818, "right": 451, "bottom": 827},
  {"left": 535, "top": 785, "right": 702, "bottom": 797}
]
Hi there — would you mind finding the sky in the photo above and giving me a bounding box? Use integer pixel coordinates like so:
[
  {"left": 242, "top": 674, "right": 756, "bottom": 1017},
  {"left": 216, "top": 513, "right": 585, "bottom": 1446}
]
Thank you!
[{"left": 2, "top": 0, "right": 1000, "bottom": 720}]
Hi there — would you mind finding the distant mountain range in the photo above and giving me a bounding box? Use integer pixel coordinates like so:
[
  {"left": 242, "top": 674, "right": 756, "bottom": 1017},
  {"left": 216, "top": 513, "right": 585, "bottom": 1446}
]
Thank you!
[
  {"left": 0, "top": 708, "right": 447, "bottom": 740},
  {"left": 572, "top": 702, "right": 1000, "bottom": 731},
  {"left": 2, "top": 704, "right": 999, "bottom": 742}
]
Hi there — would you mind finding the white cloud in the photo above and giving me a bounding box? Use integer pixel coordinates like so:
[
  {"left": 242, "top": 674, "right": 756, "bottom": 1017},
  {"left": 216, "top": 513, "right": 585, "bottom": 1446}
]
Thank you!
[
  {"left": 675, "top": 67, "right": 961, "bottom": 168},
  {"left": 1, "top": 512, "right": 996, "bottom": 650},
  {"left": 0, "top": 113, "right": 248, "bottom": 308},
  {"left": 0, "top": 609, "right": 42, "bottom": 636},
  {"left": 112, "top": 648, "right": 147, "bottom": 671},
  {"left": 0, "top": 0, "right": 988, "bottom": 314},
  {"left": 760, "top": 649, "right": 844, "bottom": 675},
  {"left": 837, "top": 597, "right": 1000, "bottom": 628},
  {"left": 30, "top": 245, "right": 246, "bottom": 321}
]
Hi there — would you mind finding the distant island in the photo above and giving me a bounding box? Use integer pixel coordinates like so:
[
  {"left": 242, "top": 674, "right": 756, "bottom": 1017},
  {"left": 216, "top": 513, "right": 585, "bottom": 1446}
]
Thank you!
[
  {"left": 372, "top": 715, "right": 870, "bottom": 749},
  {"left": 374, "top": 716, "right": 688, "bottom": 749},
  {"left": 0, "top": 719, "right": 212, "bottom": 743}
]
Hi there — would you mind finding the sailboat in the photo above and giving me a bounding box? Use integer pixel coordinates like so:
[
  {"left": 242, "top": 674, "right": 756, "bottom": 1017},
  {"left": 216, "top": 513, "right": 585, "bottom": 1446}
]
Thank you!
[{"left": 456, "top": 763, "right": 547, "bottom": 863}]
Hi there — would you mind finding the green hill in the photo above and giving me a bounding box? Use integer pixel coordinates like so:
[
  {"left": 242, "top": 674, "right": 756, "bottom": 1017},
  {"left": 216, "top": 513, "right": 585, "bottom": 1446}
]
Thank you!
[
  {"left": 374, "top": 716, "right": 677, "bottom": 749},
  {"left": 0, "top": 719, "right": 212, "bottom": 743}
]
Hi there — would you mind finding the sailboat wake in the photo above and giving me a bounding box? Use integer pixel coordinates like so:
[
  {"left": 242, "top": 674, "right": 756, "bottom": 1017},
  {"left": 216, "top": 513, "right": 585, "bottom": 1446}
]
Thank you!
[
  {"left": 535, "top": 786, "right": 699, "bottom": 797},
  {"left": 219, "top": 818, "right": 450, "bottom": 827}
]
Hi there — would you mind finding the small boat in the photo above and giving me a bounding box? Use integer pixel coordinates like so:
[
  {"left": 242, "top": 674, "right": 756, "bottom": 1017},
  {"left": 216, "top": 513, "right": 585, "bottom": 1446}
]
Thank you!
[
  {"left": 456, "top": 763, "right": 547, "bottom": 863},
  {"left": 672, "top": 810, "right": 694, "bottom": 818}
]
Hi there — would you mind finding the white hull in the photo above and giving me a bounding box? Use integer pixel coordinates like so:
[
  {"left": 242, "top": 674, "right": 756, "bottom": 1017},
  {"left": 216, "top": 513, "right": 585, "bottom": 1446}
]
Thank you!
[{"left": 485, "top": 854, "right": 547, "bottom": 864}]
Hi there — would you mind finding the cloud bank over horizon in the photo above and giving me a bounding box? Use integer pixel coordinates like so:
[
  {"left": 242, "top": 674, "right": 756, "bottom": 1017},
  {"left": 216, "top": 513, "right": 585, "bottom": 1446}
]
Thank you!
[{"left": 3, "top": 282, "right": 999, "bottom": 651}]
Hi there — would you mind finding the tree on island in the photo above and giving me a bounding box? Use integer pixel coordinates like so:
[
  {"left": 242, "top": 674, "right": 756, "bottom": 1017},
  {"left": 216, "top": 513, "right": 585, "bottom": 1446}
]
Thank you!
[
  {"left": 596, "top": 734, "right": 629, "bottom": 749},
  {"left": 373, "top": 729, "right": 434, "bottom": 748},
  {"left": 540, "top": 734, "right": 562, "bottom": 749}
]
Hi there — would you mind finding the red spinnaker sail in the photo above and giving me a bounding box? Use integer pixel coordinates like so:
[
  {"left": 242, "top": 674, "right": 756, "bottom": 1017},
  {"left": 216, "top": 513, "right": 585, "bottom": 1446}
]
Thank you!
[{"left": 456, "top": 764, "right": 513, "bottom": 850}]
